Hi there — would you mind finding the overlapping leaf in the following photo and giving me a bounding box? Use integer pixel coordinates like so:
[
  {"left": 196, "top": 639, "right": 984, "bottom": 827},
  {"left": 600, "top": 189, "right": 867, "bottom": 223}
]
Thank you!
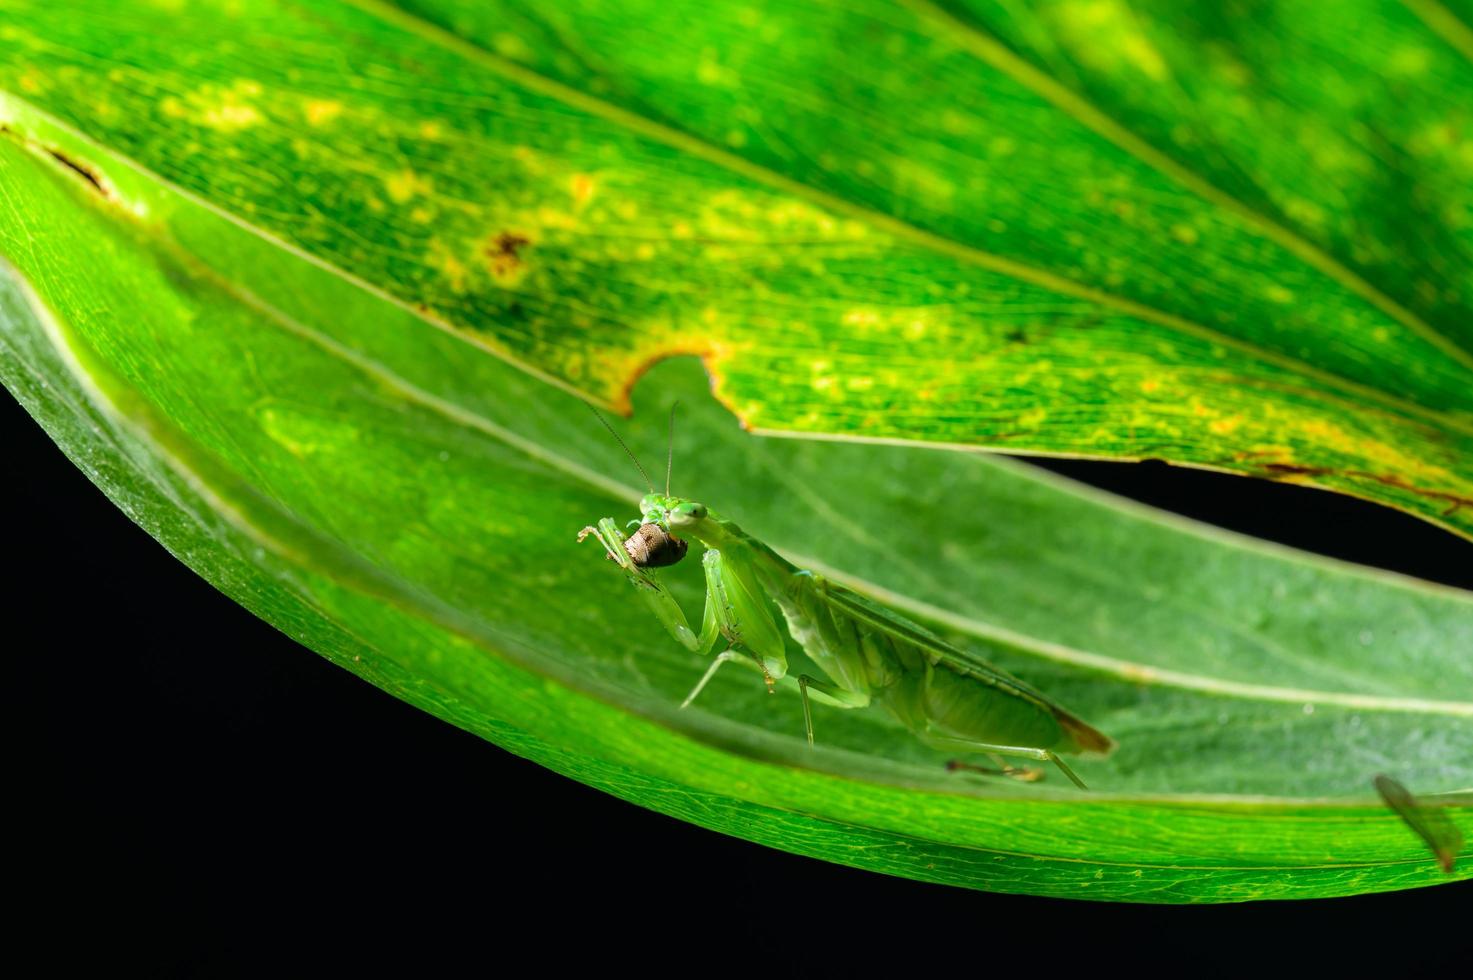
[{"left": 1, "top": 1, "right": 1472, "bottom": 533}]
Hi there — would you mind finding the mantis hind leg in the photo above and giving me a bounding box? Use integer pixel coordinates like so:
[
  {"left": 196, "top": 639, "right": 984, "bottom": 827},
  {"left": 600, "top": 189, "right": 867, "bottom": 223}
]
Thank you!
[
  {"left": 796, "top": 674, "right": 870, "bottom": 747},
  {"left": 945, "top": 756, "right": 1044, "bottom": 783},
  {"left": 921, "top": 732, "right": 1089, "bottom": 789}
]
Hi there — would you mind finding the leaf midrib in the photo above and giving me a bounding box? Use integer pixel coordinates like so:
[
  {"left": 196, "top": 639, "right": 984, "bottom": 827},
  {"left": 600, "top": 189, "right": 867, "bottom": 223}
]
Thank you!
[{"left": 336, "top": 0, "right": 1473, "bottom": 436}]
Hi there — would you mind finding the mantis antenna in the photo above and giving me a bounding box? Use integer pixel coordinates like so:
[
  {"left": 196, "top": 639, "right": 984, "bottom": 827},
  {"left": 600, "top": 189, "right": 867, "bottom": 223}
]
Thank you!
[
  {"left": 665, "top": 401, "right": 680, "bottom": 498},
  {"left": 587, "top": 405, "right": 654, "bottom": 492}
]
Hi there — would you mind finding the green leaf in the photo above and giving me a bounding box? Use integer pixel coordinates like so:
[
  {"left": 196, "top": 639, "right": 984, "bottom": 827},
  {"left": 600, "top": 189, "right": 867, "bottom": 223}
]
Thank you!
[
  {"left": 1, "top": 107, "right": 1470, "bottom": 902},
  {"left": 2, "top": 0, "right": 1472, "bottom": 534}
]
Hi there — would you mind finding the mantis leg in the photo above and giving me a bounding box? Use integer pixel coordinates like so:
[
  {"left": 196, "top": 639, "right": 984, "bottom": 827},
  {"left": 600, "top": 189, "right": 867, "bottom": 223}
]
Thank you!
[
  {"left": 579, "top": 517, "right": 698, "bottom": 650},
  {"left": 577, "top": 517, "right": 629, "bottom": 565},
  {"left": 921, "top": 731, "right": 1089, "bottom": 789},
  {"left": 945, "top": 757, "right": 1045, "bottom": 783},
  {"left": 796, "top": 674, "right": 870, "bottom": 747},
  {"left": 680, "top": 647, "right": 770, "bottom": 708}
]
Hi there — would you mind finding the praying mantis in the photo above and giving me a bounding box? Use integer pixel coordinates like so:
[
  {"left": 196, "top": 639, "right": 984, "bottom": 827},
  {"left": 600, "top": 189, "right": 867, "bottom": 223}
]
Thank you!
[{"left": 578, "top": 409, "right": 1114, "bottom": 788}]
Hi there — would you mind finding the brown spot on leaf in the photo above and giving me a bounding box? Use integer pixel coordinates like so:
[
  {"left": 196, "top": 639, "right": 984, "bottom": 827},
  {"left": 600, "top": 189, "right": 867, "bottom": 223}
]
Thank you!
[{"left": 486, "top": 231, "right": 532, "bottom": 281}]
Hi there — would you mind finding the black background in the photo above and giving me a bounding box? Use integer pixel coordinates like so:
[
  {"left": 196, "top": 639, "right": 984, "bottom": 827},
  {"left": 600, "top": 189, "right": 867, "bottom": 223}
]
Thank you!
[{"left": 8, "top": 392, "right": 1471, "bottom": 977}]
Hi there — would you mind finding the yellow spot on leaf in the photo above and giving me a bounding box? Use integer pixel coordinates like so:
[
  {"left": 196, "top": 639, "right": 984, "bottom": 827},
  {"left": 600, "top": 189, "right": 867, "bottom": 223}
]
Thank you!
[
  {"left": 386, "top": 169, "right": 432, "bottom": 203},
  {"left": 492, "top": 32, "right": 534, "bottom": 61},
  {"left": 1019, "top": 408, "right": 1048, "bottom": 427},
  {"left": 428, "top": 240, "right": 469, "bottom": 293},
  {"left": 304, "top": 100, "right": 343, "bottom": 126},
  {"left": 1209, "top": 417, "right": 1241, "bottom": 435},
  {"left": 203, "top": 102, "right": 263, "bottom": 130},
  {"left": 1120, "top": 34, "right": 1168, "bottom": 80},
  {"left": 535, "top": 206, "right": 577, "bottom": 230},
  {"left": 696, "top": 52, "right": 736, "bottom": 87},
  {"left": 570, "top": 173, "right": 595, "bottom": 210}
]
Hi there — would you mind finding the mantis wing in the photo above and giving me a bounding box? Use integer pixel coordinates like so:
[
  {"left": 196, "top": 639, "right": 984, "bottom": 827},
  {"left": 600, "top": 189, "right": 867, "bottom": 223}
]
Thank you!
[{"left": 801, "top": 574, "right": 1115, "bottom": 757}]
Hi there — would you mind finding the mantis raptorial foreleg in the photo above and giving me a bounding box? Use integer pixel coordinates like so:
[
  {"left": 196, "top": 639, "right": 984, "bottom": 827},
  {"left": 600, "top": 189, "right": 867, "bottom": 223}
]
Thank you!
[
  {"left": 579, "top": 517, "right": 699, "bottom": 650},
  {"left": 577, "top": 517, "right": 629, "bottom": 566},
  {"left": 698, "top": 548, "right": 787, "bottom": 688}
]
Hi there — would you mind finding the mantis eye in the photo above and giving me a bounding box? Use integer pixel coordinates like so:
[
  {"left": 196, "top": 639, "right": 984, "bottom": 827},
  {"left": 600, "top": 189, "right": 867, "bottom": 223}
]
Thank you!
[{"left": 672, "top": 501, "right": 707, "bottom": 521}]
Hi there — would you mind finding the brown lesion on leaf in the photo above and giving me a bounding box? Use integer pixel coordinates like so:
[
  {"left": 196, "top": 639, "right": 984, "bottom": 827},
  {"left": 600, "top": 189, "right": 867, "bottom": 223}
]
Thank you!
[
  {"left": 486, "top": 230, "right": 532, "bottom": 282},
  {"left": 1251, "top": 460, "right": 1473, "bottom": 517},
  {"left": 0, "top": 124, "right": 112, "bottom": 200},
  {"left": 43, "top": 146, "right": 108, "bottom": 197},
  {"left": 613, "top": 345, "right": 721, "bottom": 417}
]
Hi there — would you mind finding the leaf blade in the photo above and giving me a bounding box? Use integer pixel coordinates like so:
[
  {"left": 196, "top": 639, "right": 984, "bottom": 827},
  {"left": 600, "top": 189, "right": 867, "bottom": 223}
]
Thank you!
[{"left": 2, "top": 121, "right": 1471, "bottom": 900}]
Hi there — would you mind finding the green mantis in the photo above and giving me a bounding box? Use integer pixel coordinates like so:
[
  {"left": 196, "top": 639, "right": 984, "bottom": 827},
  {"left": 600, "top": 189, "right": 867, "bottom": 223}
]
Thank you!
[{"left": 578, "top": 411, "right": 1114, "bottom": 788}]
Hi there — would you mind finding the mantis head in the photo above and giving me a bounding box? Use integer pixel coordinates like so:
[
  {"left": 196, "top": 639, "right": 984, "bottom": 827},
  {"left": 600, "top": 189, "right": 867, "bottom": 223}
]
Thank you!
[{"left": 641, "top": 493, "right": 707, "bottom": 530}]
